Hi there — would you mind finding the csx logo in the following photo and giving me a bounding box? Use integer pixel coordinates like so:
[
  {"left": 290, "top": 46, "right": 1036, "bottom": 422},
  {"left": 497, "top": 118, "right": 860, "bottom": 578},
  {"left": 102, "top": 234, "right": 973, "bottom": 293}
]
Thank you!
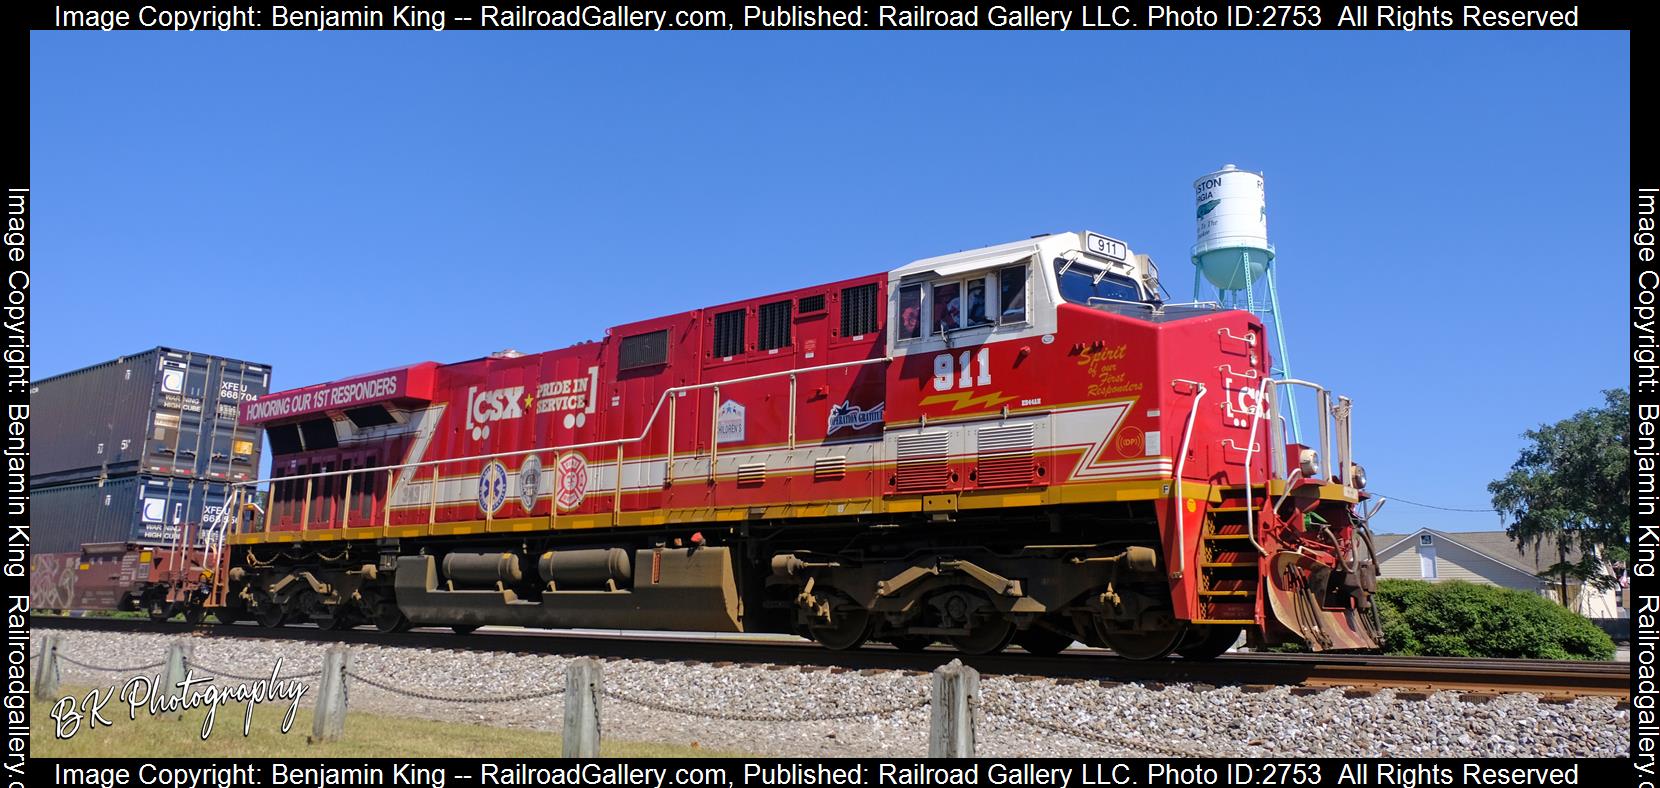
[{"left": 466, "top": 386, "right": 525, "bottom": 441}]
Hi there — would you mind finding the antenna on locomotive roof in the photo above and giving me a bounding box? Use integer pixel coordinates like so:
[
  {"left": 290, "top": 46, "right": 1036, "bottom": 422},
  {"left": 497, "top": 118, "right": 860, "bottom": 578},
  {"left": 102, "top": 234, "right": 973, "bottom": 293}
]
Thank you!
[{"left": 1190, "top": 164, "right": 1300, "bottom": 440}]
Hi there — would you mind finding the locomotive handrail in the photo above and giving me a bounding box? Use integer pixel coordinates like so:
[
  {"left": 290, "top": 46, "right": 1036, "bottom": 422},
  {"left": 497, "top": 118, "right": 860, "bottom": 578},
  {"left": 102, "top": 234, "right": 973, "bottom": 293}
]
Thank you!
[
  {"left": 1242, "top": 377, "right": 1355, "bottom": 557},
  {"left": 1169, "top": 378, "right": 1207, "bottom": 582},
  {"left": 1085, "top": 296, "right": 1221, "bottom": 317},
  {"left": 227, "top": 355, "right": 892, "bottom": 533}
]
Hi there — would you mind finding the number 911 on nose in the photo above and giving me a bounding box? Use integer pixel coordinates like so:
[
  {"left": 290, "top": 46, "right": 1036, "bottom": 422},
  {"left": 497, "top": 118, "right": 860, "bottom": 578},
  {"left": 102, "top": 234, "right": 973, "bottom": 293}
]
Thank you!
[{"left": 1137, "top": 763, "right": 1322, "bottom": 785}]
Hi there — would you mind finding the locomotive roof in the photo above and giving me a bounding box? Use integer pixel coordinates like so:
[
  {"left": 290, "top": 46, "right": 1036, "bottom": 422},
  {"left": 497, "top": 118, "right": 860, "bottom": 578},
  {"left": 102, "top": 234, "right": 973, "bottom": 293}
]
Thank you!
[{"left": 889, "top": 230, "right": 1137, "bottom": 282}]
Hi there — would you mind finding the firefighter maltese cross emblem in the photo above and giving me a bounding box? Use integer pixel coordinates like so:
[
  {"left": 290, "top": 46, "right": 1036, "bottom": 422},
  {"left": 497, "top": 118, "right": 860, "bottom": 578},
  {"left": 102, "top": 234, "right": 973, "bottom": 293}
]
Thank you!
[
  {"left": 477, "top": 461, "right": 509, "bottom": 515},
  {"left": 555, "top": 452, "right": 589, "bottom": 510}
]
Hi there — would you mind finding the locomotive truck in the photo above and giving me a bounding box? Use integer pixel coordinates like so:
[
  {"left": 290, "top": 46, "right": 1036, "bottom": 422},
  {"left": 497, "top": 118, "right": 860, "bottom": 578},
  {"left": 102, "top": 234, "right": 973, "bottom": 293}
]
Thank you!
[{"left": 210, "top": 230, "right": 1383, "bottom": 659}]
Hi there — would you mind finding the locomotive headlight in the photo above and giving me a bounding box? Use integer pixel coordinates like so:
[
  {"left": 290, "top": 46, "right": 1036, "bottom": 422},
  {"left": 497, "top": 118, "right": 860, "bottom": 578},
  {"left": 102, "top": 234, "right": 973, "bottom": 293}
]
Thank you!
[
  {"left": 1298, "top": 449, "right": 1320, "bottom": 478},
  {"left": 1350, "top": 463, "right": 1368, "bottom": 490}
]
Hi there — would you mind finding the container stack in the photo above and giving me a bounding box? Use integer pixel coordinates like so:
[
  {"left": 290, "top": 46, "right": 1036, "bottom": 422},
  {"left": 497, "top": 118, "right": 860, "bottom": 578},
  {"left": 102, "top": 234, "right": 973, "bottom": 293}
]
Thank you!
[{"left": 30, "top": 348, "right": 271, "bottom": 554}]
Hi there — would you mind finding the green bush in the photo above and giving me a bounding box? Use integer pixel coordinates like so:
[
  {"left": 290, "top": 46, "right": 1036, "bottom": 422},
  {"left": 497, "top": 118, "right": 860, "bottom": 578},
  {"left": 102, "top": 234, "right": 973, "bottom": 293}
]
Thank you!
[{"left": 1373, "top": 578, "right": 1615, "bottom": 660}]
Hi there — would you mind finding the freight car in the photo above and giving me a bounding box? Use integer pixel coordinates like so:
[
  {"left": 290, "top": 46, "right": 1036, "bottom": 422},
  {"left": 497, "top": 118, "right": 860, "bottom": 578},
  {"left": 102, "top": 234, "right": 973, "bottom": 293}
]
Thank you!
[
  {"left": 30, "top": 541, "right": 214, "bottom": 621},
  {"left": 213, "top": 230, "right": 1383, "bottom": 658}
]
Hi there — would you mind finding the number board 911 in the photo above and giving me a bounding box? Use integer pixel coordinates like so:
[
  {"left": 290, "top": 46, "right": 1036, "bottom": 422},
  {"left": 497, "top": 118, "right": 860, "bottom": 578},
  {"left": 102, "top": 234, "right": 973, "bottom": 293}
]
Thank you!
[{"left": 1083, "top": 232, "right": 1128, "bottom": 262}]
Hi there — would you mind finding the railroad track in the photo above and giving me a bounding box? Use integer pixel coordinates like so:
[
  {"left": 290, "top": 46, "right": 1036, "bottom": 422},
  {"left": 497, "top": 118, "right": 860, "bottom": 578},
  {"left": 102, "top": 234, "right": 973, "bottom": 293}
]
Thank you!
[{"left": 32, "top": 615, "right": 1629, "bottom": 699}]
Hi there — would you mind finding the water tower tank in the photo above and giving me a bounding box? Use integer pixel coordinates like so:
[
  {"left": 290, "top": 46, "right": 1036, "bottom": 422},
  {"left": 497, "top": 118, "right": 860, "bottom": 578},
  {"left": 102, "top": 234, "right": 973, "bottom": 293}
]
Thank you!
[{"left": 1192, "top": 164, "right": 1273, "bottom": 291}]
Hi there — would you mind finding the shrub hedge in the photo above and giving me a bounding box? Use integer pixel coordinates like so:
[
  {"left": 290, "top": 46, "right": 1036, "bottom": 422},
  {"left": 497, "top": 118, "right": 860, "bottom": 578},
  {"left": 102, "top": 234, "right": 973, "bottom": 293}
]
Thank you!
[{"left": 1372, "top": 578, "right": 1615, "bottom": 660}]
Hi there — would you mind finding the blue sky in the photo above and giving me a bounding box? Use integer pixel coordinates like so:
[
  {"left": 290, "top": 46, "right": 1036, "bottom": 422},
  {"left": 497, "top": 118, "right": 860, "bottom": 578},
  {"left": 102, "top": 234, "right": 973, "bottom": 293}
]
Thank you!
[{"left": 30, "top": 32, "right": 1629, "bottom": 533}]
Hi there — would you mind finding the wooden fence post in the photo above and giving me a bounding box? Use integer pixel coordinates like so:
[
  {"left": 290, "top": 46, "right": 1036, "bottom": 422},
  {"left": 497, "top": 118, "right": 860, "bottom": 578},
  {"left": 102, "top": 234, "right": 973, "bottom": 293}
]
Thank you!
[
  {"left": 562, "top": 657, "right": 602, "bottom": 757},
  {"left": 163, "top": 641, "right": 193, "bottom": 720},
  {"left": 929, "top": 659, "right": 978, "bottom": 758},
  {"left": 33, "top": 635, "right": 60, "bottom": 696},
  {"left": 311, "top": 645, "right": 351, "bottom": 742}
]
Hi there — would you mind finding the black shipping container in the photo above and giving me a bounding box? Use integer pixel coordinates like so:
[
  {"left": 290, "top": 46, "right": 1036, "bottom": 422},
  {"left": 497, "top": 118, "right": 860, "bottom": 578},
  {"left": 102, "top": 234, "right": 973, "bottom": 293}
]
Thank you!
[
  {"left": 29, "top": 475, "right": 236, "bottom": 554},
  {"left": 31, "top": 347, "right": 270, "bottom": 486}
]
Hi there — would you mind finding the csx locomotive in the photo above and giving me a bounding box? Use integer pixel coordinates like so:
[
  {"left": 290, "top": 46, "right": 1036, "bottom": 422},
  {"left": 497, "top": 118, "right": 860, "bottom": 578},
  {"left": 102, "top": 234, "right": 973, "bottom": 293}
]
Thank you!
[{"left": 210, "top": 230, "right": 1382, "bottom": 659}]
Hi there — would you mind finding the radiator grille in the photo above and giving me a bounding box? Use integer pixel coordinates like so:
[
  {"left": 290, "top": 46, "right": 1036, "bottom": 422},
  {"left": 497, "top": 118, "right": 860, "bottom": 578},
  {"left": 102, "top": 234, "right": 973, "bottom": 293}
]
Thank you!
[
  {"left": 894, "top": 432, "right": 951, "bottom": 493},
  {"left": 737, "top": 462, "right": 767, "bottom": 485},
  {"left": 976, "top": 423, "right": 1035, "bottom": 488},
  {"left": 813, "top": 455, "right": 847, "bottom": 480}
]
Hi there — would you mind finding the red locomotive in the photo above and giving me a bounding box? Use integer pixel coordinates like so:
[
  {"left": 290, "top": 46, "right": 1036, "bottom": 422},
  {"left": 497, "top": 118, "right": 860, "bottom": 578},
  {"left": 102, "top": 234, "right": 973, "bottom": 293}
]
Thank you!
[{"left": 214, "top": 230, "right": 1381, "bottom": 658}]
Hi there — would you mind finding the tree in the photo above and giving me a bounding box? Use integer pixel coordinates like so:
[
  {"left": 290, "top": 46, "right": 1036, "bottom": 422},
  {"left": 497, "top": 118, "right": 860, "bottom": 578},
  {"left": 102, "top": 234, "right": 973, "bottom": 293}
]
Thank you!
[{"left": 1487, "top": 388, "right": 1629, "bottom": 607}]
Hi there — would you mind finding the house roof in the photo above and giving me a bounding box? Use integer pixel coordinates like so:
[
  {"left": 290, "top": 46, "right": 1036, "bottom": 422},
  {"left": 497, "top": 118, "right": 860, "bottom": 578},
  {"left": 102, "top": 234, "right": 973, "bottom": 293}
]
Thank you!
[{"left": 1371, "top": 528, "right": 1588, "bottom": 577}]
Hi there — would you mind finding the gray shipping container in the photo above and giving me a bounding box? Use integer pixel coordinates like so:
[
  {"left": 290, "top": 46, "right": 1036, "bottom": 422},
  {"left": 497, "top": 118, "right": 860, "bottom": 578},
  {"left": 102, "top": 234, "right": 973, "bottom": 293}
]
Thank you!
[
  {"left": 29, "top": 475, "right": 236, "bottom": 554},
  {"left": 30, "top": 347, "right": 270, "bottom": 486}
]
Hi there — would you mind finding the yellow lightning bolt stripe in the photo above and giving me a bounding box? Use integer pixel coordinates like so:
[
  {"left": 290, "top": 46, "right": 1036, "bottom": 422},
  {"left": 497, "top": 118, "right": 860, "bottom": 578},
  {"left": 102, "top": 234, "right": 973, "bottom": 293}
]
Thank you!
[{"left": 917, "top": 390, "right": 1018, "bottom": 412}]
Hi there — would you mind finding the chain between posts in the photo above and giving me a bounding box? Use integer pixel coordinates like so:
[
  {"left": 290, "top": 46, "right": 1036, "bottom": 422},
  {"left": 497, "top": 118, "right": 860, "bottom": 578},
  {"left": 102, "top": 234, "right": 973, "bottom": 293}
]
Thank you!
[
  {"left": 980, "top": 698, "right": 1219, "bottom": 758},
  {"left": 193, "top": 662, "right": 323, "bottom": 682},
  {"left": 55, "top": 654, "right": 165, "bottom": 673},
  {"left": 602, "top": 686, "right": 930, "bottom": 722},
  {"left": 345, "top": 670, "right": 566, "bottom": 704}
]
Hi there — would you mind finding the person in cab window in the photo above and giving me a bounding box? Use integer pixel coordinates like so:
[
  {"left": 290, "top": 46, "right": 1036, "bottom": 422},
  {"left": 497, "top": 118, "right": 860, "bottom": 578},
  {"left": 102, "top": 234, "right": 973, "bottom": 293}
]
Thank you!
[
  {"left": 898, "top": 285, "right": 923, "bottom": 339},
  {"left": 965, "top": 280, "right": 989, "bottom": 327},
  {"left": 934, "top": 282, "right": 961, "bottom": 332}
]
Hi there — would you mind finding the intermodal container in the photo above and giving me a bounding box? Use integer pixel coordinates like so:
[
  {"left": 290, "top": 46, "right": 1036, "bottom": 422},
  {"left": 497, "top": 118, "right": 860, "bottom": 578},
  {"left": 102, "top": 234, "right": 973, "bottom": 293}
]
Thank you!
[
  {"left": 30, "top": 475, "right": 235, "bottom": 554},
  {"left": 30, "top": 347, "right": 270, "bottom": 486}
]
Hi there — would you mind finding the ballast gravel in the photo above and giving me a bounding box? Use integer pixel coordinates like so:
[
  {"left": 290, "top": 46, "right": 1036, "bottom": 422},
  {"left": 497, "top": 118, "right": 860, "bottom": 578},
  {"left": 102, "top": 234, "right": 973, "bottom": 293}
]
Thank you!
[{"left": 34, "top": 628, "right": 1628, "bottom": 758}]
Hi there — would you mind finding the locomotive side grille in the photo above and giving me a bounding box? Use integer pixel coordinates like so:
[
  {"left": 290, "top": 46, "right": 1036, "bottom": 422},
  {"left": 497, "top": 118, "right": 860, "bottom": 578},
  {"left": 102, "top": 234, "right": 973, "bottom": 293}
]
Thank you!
[
  {"left": 894, "top": 432, "right": 951, "bottom": 493},
  {"left": 975, "top": 423, "right": 1035, "bottom": 487},
  {"left": 712, "top": 309, "right": 746, "bottom": 358},
  {"left": 757, "top": 300, "right": 792, "bottom": 351},
  {"left": 840, "top": 283, "right": 880, "bottom": 337},
  {"left": 813, "top": 455, "right": 846, "bottom": 480},
  {"left": 737, "top": 462, "right": 767, "bottom": 485}
]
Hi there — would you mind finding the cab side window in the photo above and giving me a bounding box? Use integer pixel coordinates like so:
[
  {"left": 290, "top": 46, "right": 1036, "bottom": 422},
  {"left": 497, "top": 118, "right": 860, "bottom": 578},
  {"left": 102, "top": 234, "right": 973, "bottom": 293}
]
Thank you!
[{"left": 999, "top": 264, "right": 1027, "bottom": 324}]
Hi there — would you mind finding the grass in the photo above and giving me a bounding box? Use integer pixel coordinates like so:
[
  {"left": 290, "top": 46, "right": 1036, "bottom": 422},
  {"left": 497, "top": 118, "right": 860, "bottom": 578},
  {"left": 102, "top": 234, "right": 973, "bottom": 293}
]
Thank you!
[{"left": 33, "top": 685, "right": 740, "bottom": 758}]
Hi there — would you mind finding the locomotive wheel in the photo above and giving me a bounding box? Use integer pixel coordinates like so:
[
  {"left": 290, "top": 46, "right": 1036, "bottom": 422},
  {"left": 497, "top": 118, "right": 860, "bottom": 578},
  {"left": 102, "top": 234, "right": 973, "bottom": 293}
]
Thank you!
[
  {"left": 147, "top": 601, "right": 173, "bottom": 623},
  {"left": 886, "top": 635, "right": 935, "bottom": 653},
  {"left": 948, "top": 618, "right": 1016, "bottom": 656},
  {"left": 369, "top": 593, "right": 412, "bottom": 634},
  {"left": 1014, "top": 626, "right": 1075, "bottom": 657},
  {"left": 183, "top": 605, "right": 208, "bottom": 626},
  {"left": 319, "top": 608, "right": 353, "bottom": 631},
  {"left": 1097, "top": 624, "right": 1186, "bottom": 660},
  {"left": 1175, "top": 625, "right": 1243, "bottom": 661},
  {"left": 214, "top": 604, "right": 246, "bottom": 625},
  {"left": 254, "top": 600, "right": 287, "bottom": 629},
  {"left": 810, "top": 603, "right": 876, "bottom": 653}
]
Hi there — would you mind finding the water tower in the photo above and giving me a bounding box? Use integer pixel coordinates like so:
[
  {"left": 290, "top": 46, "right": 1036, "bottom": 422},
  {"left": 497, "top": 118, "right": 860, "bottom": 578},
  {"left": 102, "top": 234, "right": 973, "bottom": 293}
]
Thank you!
[{"left": 1191, "top": 164, "right": 1300, "bottom": 439}]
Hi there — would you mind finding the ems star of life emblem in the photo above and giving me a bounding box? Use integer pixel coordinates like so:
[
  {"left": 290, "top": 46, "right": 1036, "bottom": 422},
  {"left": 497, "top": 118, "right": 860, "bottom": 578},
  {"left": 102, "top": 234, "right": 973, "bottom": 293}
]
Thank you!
[
  {"left": 477, "top": 460, "right": 509, "bottom": 515},
  {"left": 519, "top": 454, "right": 542, "bottom": 512},
  {"left": 555, "top": 452, "right": 588, "bottom": 510}
]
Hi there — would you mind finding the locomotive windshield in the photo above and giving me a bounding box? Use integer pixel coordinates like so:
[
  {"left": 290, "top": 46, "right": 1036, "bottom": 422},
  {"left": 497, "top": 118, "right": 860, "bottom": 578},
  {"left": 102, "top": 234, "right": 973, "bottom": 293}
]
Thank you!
[{"left": 1054, "top": 258, "right": 1150, "bottom": 307}]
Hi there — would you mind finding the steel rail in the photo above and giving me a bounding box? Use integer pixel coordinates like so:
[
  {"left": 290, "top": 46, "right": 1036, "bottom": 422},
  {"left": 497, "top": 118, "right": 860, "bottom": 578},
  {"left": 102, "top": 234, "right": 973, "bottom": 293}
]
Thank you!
[{"left": 32, "top": 615, "right": 1628, "bottom": 699}]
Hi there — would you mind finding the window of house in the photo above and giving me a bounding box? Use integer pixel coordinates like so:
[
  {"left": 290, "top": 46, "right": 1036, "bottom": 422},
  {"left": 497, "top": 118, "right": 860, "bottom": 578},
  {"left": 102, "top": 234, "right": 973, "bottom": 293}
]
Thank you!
[
  {"left": 712, "top": 309, "right": 746, "bottom": 358},
  {"left": 757, "top": 300, "right": 792, "bottom": 351},
  {"left": 840, "top": 283, "right": 880, "bottom": 337}
]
